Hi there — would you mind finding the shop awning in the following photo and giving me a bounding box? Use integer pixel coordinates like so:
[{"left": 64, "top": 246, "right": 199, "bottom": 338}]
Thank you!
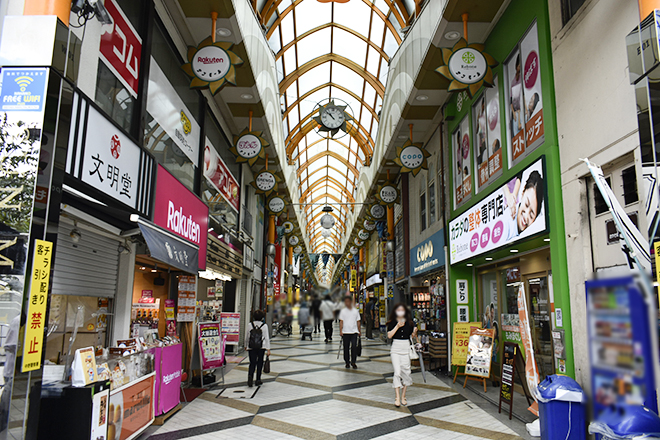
[
  {"left": 137, "top": 219, "right": 199, "bottom": 273},
  {"left": 366, "top": 273, "right": 382, "bottom": 288}
]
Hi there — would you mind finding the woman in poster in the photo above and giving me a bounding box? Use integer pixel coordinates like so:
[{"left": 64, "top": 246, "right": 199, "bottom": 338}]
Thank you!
[
  {"left": 476, "top": 98, "right": 488, "bottom": 166},
  {"left": 509, "top": 55, "right": 523, "bottom": 136},
  {"left": 502, "top": 169, "right": 545, "bottom": 242}
]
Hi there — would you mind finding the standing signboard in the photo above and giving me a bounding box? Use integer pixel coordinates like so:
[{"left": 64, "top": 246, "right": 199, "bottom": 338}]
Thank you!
[
  {"left": 465, "top": 327, "right": 495, "bottom": 378},
  {"left": 220, "top": 312, "right": 241, "bottom": 345},
  {"left": 499, "top": 342, "right": 518, "bottom": 419},
  {"left": 451, "top": 322, "right": 481, "bottom": 367},
  {"left": 108, "top": 373, "right": 155, "bottom": 440},
  {"left": 198, "top": 322, "right": 225, "bottom": 370}
]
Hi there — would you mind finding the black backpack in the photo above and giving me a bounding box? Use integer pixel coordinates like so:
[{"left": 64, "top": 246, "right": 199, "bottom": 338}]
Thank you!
[{"left": 249, "top": 322, "right": 265, "bottom": 349}]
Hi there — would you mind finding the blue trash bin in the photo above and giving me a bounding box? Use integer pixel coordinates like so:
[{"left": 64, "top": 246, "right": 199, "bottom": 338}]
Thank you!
[
  {"left": 589, "top": 405, "right": 660, "bottom": 439},
  {"left": 538, "top": 375, "right": 586, "bottom": 440}
]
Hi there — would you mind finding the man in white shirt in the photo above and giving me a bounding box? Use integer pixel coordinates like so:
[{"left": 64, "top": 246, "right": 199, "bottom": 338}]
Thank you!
[{"left": 339, "top": 295, "right": 361, "bottom": 369}]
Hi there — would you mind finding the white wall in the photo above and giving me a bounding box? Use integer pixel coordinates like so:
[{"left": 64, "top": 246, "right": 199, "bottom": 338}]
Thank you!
[{"left": 548, "top": 0, "right": 641, "bottom": 389}]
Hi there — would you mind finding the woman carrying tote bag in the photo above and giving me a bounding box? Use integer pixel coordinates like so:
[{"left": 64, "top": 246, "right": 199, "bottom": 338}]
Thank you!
[{"left": 386, "top": 303, "right": 418, "bottom": 408}]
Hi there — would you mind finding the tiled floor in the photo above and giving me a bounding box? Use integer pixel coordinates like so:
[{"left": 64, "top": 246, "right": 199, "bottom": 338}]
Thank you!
[{"left": 141, "top": 323, "right": 533, "bottom": 440}]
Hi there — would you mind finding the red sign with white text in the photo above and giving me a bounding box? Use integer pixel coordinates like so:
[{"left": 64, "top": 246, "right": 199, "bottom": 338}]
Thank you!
[
  {"left": 203, "top": 139, "right": 240, "bottom": 212},
  {"left": 99, "top": 0, "right": 142, "bottom": 97},
  {"left": 154, "top": 165, "right": 209, "bottom": 269}
]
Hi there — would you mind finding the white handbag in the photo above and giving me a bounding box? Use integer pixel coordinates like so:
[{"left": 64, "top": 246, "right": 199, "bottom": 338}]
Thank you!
[{"left": 408, "top": 339, "right": 419, "bottom": 360}]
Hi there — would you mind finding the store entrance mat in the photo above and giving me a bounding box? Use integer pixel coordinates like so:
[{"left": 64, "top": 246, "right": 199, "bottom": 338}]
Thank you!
[{"left": 216, "top": 386, "right": 260, "bottom": 399}]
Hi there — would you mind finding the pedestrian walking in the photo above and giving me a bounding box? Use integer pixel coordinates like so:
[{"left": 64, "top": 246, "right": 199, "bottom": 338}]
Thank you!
[
  {"left": 245, "top": 309, "right": 270, "bottom": 387},
  {"left": 319, "top": 294, "right": 335, "bottom": 343},
  {"left": 339, "top": 295, "right": 361, "bottom": 369},
  {"left": 298, "top": 302, "right": 311, "bottom": 338},
  {"left": 386, "top": 303, "right": 418, "bottom": 407},
  {"left": 311, "top": 294, "right": 322, "bottom": 334},
  {"left": 365, "top": 294, "right": 376, "bottom": 340}
]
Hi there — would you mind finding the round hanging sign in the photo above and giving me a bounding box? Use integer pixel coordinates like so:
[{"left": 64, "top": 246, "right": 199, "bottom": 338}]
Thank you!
[
  {"left": 192, "top": 46, "right": 231, "bottom": 82},
  {"left": 370, "top": 204, "right": 385, "bottom": 219},
  {"left": 283, "top": 221, "right": 294, "bottom": 234},
  {"left": 358, "top": 230, "right": 369, "bottom": 240},
  {"left": 350, "top": 246, "right": 359, "bottom": 255},
  {"left": 255, "top": 171, "right": 276, "bottom": 192},
  {"left": 364, "top": 220, "right": 376, "bottom": 231},
  {"left": 294, "top": 246, "right": 302, "bottom": 254},
  {"left": 268, "top": 197, "right": 285, "bottom": 213},
  {"left": 354, "top": 238, "right": 364, "bottom": 247},
  {"left": 321, "top": 229, "right": 332, "bottom": 238},
  {"left": 379, "top": 185, "right": 398, "bottom": 204},
  {"left": 236, "top": 133, "right": 262, "bottom": 159},
  {"left": 399, "top": 145, "right": 424, "bottom": 170},
  {"left": 447, "top": 48, "right": 487, "bottom": 85},
  {"left": 288, "top": 236, "right": 299, "bottom": 246}
]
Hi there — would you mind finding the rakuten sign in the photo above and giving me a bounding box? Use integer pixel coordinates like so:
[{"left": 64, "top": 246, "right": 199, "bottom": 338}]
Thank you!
[{"left": 154, "top": 165, "right": 208, "bottom": 270}]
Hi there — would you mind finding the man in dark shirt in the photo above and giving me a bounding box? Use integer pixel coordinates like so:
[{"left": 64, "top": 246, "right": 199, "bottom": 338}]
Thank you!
[
  {"left": 311, "top": 294, "right": 322, "bottom": 334},
  {"left": 365, "top": 295, "right": 376, "bottom": 340}
]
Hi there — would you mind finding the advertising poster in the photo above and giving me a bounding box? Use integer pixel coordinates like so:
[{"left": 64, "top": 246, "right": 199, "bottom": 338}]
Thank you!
[
  {"left": 465, "top": 327, "right": 495, "bottom": 378},
  {"left": 156, "top": 344, "right": 182, "bottom": 415},
  {"left": 177, "top": 275, "right": 196, "bottom": 322},
  {"left": 504, "top": 22, "right": 544, "bottom": 167},
  {"left": 451, "top": 322, "right": 482, "bottom": 366},
  {"left": 220, "top": 312, "right": 241, "bottom": 344},
  {"left": 473, "top": 78, "right": 503, "bottom": 191},
  {"left": 449, "top": 157, "right": 547, "bottom": 264},
  {"left": 203, "top": 137, "right": 240, "bottom": 212},
  {"left": 198, "top": 322, "right": 224, "bottom": 370},
  {"left": 517, "top": 283, "right": 540, "bottom": 412},
  {"left": 453, "top": 115, "right": 472, "bottom": 207},
  {"left": 108, "top": 375, "right": 155, "bottom": 440}
]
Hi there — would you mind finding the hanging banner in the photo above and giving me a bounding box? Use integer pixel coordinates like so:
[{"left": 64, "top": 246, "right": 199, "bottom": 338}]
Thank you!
[
  {"left": 449, "top": 157, "right": 547, "bottom": 264},
  {"left": 22, "top": 239, "right": 53, "bottom": 372},
  {"left": 267, "top": 196, "right": 285, "bottom": 213},
  {"left": 436, "top": 39, "right": 498, "bottom": 97},
  {"left": 394, "top": 139, "right": 431, "bottom": 176},
  {"left": 230, "top": 128, "right": 268, "bottom": 166},
  {"left": 350, "top": 269, "right": 357, "bottom": 292},
  {"left": 453, "top": 115, "right": 472, "bottom": 208},
  {"left": 472, "top": 77, "right": 503, "bottom": 190},
  {"left": 517, "top": 283, "right": 540, "bottom": 413},
  {"left": 251, "top": 169, "right": 279, "bottom": 195},
  {"left": 181, "top": 37, "right": 243, "bottom": 93},
  {"left": 465, "top": 327, "right": 495, "bottom": 378},
  {"left": 203, "top": 137, "right": 240, "bottom": 212},
  {"left": 451, "top": 322, "right": 482, "bottom": 366},
  {"left": 198, "top": 322, "right": 225, "bottom": 370},
  {"left": 504, "top": 21, "right": 544, "bottom": 168},
  {"left": 376, "top": 182, "right": 400, "bottom": 205}
]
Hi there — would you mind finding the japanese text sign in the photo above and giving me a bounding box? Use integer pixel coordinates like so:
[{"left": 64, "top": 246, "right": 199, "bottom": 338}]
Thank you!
[
  {"left": 0, "top": 68, "right": 48, "bottom": 112},
  {"left": 451, "top": 322, "right": 481, "bottom": 366},
  {"left": 99, "top": 0, "right": 142, "bottom": 97},
  {"left": 456, "top": 279, "right": 469, "bottom": 304},
  {"left": 449, "top": 157, "right": 547, "bottom": 264},
  {"left": 22, "top": 239, "right": 53, "bottom": 372},
  {"left": 198, "top": 322, "right": 224, "bottom": 370}
]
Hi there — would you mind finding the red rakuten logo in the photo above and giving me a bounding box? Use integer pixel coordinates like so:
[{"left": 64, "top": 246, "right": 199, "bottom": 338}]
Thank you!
[{"left": 197, "top": 56, "right": 225, "bottom": 64}]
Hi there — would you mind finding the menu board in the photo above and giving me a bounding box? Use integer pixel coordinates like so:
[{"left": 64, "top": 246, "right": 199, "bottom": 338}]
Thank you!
[
  {"left": 177, "top": 275, "right": 196, "bottom": 322},
  {"left": 451, "top": 322, "right": 481, "bottom": 366},
  {"left": 465, "top": 327, "right": 495, "bottom": 378},
  {"left": 499, "top": 342, "right": 518, "bottom": 419},
  {"left": 220, "top": 313, "right": 241, "bottom": 344},
  {"left": 198, "top": 322, "right": 225, "bottom": 370}
]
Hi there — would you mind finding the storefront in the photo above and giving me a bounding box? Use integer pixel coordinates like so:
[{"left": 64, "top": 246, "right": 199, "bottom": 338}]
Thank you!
[{"left": 445, "top": 0, "right": 573, "bottom": 394}]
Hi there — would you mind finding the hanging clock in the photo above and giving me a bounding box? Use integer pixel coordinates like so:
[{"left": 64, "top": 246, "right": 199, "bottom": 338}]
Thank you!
[{"left": 312, "top": 98, "right": 354, "bottom": 138}]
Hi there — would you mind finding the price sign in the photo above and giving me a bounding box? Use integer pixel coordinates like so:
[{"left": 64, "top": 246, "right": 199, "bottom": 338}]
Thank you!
[{"left": 451, "top": 322, "right": 481, "bottom": 366}]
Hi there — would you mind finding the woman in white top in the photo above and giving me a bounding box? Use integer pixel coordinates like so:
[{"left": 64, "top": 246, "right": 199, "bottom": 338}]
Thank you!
[{"left": 244, "top": 309, "right": 270, "bottom": 387}]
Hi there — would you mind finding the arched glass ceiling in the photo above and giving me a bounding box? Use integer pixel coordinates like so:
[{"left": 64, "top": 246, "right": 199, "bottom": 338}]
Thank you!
[{"left": 256, "top": 0, "right": 408, "bottom": 255}]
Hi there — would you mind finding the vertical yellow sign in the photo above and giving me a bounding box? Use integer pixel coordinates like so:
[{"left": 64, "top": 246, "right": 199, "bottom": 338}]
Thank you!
[
  {"left": 22, "top": 240, "right": 53, "bottom": 372},
  {"left": 350, "top": 270, "right": 356, "bottom": 292},
  {"left": 654, "top": 242, "right": 660, "bottom": 308}
]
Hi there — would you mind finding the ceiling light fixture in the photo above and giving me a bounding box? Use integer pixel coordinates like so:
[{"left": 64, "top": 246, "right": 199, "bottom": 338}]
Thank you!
[
  {"left": 70, "top": 221, "right": 81, "bottom": 244},
  {"left": 445, "top": 31, "right": 461, "bottom": 40},
  {"left": 485, "top": 257, "right": 493, "bottom": 261},
  {"left": 510, "top": 249, "right": 519, "bottom": 253},
  {"left": 466, "top": 263, "right": 473, "bottom": 267},
  {"left": 544, "top": 238, "right": 551, "bottom": 242},
  {"left": 320, "top": 206, "right": 335, "bottom": 229},
  {"left": 240, "top": 93, "right": 253, "bottom": 100},
  {"left": 216, "top": 28, "right": 232, "bottom": 37},
  {"left": 416, "top": 95, "right": 429, "bottom": 101}
]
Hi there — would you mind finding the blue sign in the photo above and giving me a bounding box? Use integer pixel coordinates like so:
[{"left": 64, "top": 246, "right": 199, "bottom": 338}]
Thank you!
[
  {"left": 0, "top": 68, "right": 49, "bottom": 112},
  {"left": 410, "top": 229, "right": 446, "bottom": 276}
]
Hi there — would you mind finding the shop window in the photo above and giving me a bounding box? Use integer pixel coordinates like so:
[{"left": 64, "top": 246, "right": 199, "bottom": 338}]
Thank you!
[
  {"left": 429, "top": 181, "right": 436, "bottom": 225},
  {"left": 593, "top": 176, "right": 611, "bottom": 215},
  {"left": 94, "top": 62, "right": 136, "bottom": 134},
  {"left": 561, "top": 0, "right": 587, "bottom": 26},
  {"left": 420, "top": 192, "right": 427, "bottom": 231},
  {"left": 621, "top": 166, "right": 639, "bottom": 205}
]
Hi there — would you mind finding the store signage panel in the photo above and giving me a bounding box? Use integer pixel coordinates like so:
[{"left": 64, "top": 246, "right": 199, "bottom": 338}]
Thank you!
[
  {"left": 449, "top": 157, "right": 547, "bottom": 264},
  {"left": 66, "top": 93, "right": 154, "bottom": 216},
  {"left": 154, "top": 165, "right": 208, "bottom": 269},
  {"left": 138, "top": 222, "right": 199, "bottom": 273},
  {"left": 203, "top": 137, "right": 239, "bottom": 212},
  {"left": 453, "top": 115, "right": 472, "bottom": 208},
  {"left": 99, "top": 0, "right": 142, "bottom": 97},
  {"left": 147, "top": 57, "right": 200, "bottom": 164},
  {"left": 409, "top": 229, "right": 446, "bottom": 276}
]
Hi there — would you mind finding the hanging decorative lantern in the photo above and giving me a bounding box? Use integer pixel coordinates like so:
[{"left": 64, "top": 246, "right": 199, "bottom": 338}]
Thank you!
[{"left": 320, "top": 205, "right": 335, "bottom": 229}]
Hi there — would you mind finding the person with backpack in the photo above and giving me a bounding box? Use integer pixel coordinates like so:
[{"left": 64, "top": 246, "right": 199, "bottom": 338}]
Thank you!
[{"left": 244, "top": 309, "right": 270, "bottom": 387}]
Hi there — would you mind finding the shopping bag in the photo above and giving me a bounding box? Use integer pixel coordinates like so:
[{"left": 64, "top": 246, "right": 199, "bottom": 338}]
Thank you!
[
  {"left": 357, "top": 338, "right": 362, "bottom": 357},
  {"left": 263, "top": 355, "right": 270, "bottom": 374}
]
